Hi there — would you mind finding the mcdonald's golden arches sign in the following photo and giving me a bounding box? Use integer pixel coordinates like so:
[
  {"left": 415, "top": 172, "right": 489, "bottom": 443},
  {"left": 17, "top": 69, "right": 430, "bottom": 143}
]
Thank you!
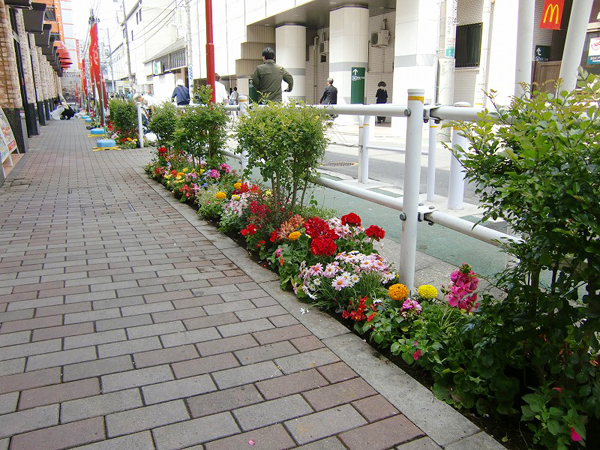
[{"left": 540, "top": 0, "right": 564, "bottom": 30}]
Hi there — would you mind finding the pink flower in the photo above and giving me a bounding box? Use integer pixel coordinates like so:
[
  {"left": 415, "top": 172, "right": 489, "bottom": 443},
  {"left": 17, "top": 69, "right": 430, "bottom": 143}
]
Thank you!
[
  {"left": 332, "top": 275, "right": 350, "bottom": 291},
  {"left": 275, "top": 248, "right": 283, "bottom": 257},
  {"left": 412, "top": 349, "right": 422, "bottom": 360},
  {"left": 570, "top": 428, "right": 582, "bottom": 442},
  {"left": 552, "top": 387, "right": 563, "bottom": 394}
]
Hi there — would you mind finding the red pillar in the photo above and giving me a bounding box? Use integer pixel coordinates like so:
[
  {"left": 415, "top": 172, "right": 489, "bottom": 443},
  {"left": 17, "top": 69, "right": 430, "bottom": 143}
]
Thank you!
[{"left": 205, "top": 0, "right": 215, "bottom": 103}]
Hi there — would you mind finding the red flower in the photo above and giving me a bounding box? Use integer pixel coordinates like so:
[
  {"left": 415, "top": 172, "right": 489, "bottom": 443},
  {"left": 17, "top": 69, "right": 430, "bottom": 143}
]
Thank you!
[
  {"left": 367, "top": 312, "right": 376, "bottom": 322},
  {"left": 158, "top": 147, "right": 167, "bottom": 155},
  {"left": 412, "top": 349, "right": 423, "bottom": 361},
  {"left": 310, "top": 236, "right": 337, "bottom": 256},
  {"left": 270, "top": 230, "right": 279, "bottom": 243},
  {"left": 341, "top": 213, "right": 362, "bottom": 226},
  {"left": 304, "top": 217, "right": 338, "bottom": 240},
  {"left": 552, "top": 387, "right": 563, "bottom": 394},
  {"left": 570, "top": 428, "right": 582, "bottom": 442},
  {"left": 365, "top": 225, "right": 385, "bottom": 240}
]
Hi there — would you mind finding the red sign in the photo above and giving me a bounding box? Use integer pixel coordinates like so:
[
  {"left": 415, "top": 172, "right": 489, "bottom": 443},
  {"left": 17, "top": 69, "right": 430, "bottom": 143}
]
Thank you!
[{"left": 540, "top": 0, "right": 564, "bottom": 30}]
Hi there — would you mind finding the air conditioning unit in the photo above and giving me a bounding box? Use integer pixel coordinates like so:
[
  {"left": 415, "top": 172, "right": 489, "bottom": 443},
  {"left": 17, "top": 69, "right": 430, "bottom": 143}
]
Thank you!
[
  {"left": 371, "top": 30, "right": 390, "bottom": 48},
  {"left": 319, "top": 41, "right": 329, "bottom": 53}
]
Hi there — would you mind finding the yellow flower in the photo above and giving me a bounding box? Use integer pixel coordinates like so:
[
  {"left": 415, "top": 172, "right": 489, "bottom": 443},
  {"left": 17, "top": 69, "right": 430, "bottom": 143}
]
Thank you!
[
  {"left": 233, "top": 182, "right": 242, "bottom": 190},
  {"left": 199, "top": 169, "right": 205, "bottom": 174},
  {"left": 183, "top": 168, "right": 189, "bottom": 173},
  {"left": 417, "top": 285, "right": 438, "bottom": 300},
  {"left": 177, "top": 172, "right": 184, "bottom": 177},
  {"left": 388, "top": 283, "right": 409, "bottom": 301},
  {"left": 232, "top": 194, "right": 240, "bottom": 201},
  {"left": 288, "top": 231, "right": 301, "bottom": 241},
  {"left": 265, "top": 189, "right": 272, "bottom": 197},
  {"left": 216, "top": 192, "right": 227, "bottom": 199},
  {"left": 127, "top": 138, "right": 132, "bottom": 141}
]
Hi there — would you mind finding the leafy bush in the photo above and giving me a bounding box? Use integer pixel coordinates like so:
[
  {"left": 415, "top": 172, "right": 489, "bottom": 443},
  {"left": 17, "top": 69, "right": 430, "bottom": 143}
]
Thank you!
[
  {"left": 235, "top": 101, "right": 330, "bottom": 211},
  {"left": 108, "top": 99, "right": 137, "bottom": 139},
  {"left": 173, "top": 86, "right": 229, "bottom": 168},
  {"left": 448, "top": 71, "right": 600, "bottom": 448},
  {"left": 149, "top": 102, "right": 179, "bottom": 148}
]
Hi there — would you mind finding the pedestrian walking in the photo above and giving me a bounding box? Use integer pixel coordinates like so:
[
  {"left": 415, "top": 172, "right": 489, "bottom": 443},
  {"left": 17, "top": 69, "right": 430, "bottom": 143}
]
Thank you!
[
  {"left": 251, "top": 47, "right": 293, "bottom": 103},
  {"left": 171, "top": 80, "right": 190, "bottom": 106},
  {"left": 214, "top": 74, "right": 229, "bottom": 105},
  {"left": 230, "top": 87, "right": 239, "bottom": 105},
  {"left": 375, "top": 81, "right": 388, "bottom": 123},
  {"left": 319, "top": 78, "right": 337, "bottom": 105}
]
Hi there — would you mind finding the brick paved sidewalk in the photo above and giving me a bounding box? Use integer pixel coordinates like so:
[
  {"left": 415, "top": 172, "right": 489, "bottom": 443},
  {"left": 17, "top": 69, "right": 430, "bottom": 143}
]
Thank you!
[{"left": 0, "top": 121, "right": 503, "bottom": 449}]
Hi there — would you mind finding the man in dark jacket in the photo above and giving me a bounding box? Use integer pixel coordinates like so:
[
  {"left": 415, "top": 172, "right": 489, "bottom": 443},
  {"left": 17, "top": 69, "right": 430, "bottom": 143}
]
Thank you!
[
  {"left": 171, "top": 80, "right": 190, "bottom": 106},
  {"left": 251, "top": 47, "right": 293, "bottom": 103},
  {"left": 319, "top": 78, "right": 337, "bottom": 105}
]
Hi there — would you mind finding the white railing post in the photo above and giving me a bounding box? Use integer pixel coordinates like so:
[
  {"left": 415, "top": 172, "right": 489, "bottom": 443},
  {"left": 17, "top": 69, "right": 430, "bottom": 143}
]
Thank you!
[
  {"left": 137, "top": 103, "right": 144, "bottom": 149},
  {"left": 238, "top": 95, "right": 249, "bottom": 171},
  {"left": 358, "top": 115, "right": 371, "bottom": 183},
  {"left": 400, "top": 89, "right": 425, "bottom": 291},
  {"left": 447, "top": 102, "right": 469, "bottom": 209},
  {"left": 427, "top": 120, "right": 438, "bottom": 201}
]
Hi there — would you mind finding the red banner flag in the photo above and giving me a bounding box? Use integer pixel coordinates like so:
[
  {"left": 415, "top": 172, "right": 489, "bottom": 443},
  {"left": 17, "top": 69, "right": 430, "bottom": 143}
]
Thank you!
[
  {"left": 540, "top": 0, "right": 564, "bottom": 30},
  {"left": 81, "top": 59, "right": 87, "bottom": 98},
  {"left": 89, "top": 24, "right": 101, "bottom": 99}
]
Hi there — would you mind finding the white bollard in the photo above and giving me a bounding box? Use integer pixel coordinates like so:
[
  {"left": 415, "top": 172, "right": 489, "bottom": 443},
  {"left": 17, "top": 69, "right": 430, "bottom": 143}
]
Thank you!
[
  {"left": 137, "top": 103, "right": 144, "bottom": 149},
  {"left": 400, "top": 89, "right": 425, "bottom": 291},
  {"left": 358, "top": 115, "right": 371, "bottom": 184},
  {"left": 427, "top": 120, "right": 438, "bottom": 201},
  {"left": 237, "top": 95, "right": 249, "bottom": 171},
  {"left": 447, "top": 102, "right": 470, "bottom": 209}
]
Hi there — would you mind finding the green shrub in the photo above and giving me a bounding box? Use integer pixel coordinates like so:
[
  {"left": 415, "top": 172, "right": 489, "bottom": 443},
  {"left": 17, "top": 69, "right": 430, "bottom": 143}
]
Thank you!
[
  {"left": 149, "top": 102, "right": 179, "bottom": 148},
  {"left": 108, "top": 99, "right": 137, "bottom": 139},
  {"left": 235, "top": 101, "right": 330, "bottom": 211},
  {"left": 448, "top": 70, "right": 600, "bottom": 448},
  {"left": 173, "top": 86, "right": 229, "bottom": 168}
]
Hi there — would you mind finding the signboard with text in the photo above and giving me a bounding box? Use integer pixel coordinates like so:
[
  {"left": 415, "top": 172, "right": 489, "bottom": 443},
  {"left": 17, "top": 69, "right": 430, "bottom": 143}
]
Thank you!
[
  {"left": 350, "top": 67, "right": 365, "bottom": 104},
  {"left": 0, "top": 108, "right": 17, "bottom": 163},
  {"left": 588, "top": 37, "right": 600, "bottom": 65}
]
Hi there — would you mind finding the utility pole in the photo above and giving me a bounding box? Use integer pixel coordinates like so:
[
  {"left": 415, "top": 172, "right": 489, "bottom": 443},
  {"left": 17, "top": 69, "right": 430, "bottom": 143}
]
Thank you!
[
  {"left": 121, "top": 0, "right": 133, "bottom": 93},
  {"left": 185, "top": 0, "right": 193, "bottom": 95},
  {"left": 205, "top": 0, "right": 215, "bottom": 103},
  {"left": 105, "top": 27, "right": 116, "bottom": 94}
]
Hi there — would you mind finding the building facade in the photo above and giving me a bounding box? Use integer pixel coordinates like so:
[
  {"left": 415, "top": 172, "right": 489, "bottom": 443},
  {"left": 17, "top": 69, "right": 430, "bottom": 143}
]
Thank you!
[
  {"left": 100, "top": 0, "right": 598, "bottom": 110},
  {"left": 1, "top": 0, "right": 68, "bottom": 185}
]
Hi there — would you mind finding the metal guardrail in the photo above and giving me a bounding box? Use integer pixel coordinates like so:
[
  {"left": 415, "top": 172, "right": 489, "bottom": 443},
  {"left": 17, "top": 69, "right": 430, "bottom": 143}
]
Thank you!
[{"left": 143, "top": 93, "right": 520, "bottom": 289}]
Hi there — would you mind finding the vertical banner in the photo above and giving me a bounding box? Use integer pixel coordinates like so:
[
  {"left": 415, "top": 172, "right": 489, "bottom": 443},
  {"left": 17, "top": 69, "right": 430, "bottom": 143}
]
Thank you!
[
  {"left": 350, "top": 67, "right": 366, "bottom": 104},
  {"left": 89, "top": 22, "right": 105, "bottom": 125},
  {"left": 445, "top": 0, "right": 458, "bottom": 57},
  {"left": 81, "top": 59, "right": 88, "bottom": 103},
  {"left": 540, "top": 0, "right": 564, "bottom": 30}
]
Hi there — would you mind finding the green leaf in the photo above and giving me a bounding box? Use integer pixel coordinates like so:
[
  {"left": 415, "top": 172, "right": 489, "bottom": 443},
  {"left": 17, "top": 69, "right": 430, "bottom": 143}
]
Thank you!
[{"left": 547, "top": 419, "right": 561, "bottom": 435}]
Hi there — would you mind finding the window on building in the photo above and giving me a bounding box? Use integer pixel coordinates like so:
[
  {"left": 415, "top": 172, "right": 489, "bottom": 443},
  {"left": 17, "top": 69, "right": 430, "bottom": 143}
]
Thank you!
[{"left": 455, "top": 23, "right": 482, "bottom": 68}]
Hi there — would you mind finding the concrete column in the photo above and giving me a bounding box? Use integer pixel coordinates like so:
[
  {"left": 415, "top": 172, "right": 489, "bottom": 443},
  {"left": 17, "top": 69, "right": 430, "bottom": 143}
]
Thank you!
[
  {"left": 275, "top": 24, "right": 306, "bottom": 102},
  {"left": 487, "top": 0, "right": 519, "bottom": 105},
  {"left": 559, "top": 0, "right": 594, "bottom": 92},
  {"left": 329, "top": 6, "right": 369, "bottom": 105},
  {"left": 28, "top": 34, "right": 46, "bottom": 125},
  {"left": 515, "top": 0, "right": 535, "bottom": 97},
  {"left": 15, "top": 10, "right": 38, "bottom": 135},
  {"left": 392, "top": 0, "right": 438, "bottom": 130}
]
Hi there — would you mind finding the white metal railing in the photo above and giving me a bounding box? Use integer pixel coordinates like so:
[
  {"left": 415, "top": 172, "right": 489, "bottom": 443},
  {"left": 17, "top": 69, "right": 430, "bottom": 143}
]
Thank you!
[{"left": 141, "top": 93, "right": 519, "bottom": 290}]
